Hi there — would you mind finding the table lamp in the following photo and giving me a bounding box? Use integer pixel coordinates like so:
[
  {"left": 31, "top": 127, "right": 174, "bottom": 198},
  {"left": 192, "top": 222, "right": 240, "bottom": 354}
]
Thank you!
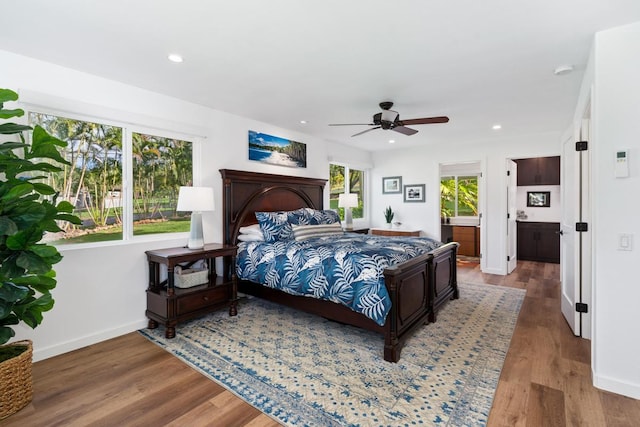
[
  {"left": 338, "top": 193, "right": 359, "bottom": 230},
  {"left": 177, "top": 186, "right": 215, "bottom": 249}
]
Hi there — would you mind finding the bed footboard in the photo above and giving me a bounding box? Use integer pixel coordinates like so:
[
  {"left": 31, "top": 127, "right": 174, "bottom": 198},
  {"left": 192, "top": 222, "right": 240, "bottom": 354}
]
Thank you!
[{"left": 382, "top": 241, "right": 459, "bottom": 362}]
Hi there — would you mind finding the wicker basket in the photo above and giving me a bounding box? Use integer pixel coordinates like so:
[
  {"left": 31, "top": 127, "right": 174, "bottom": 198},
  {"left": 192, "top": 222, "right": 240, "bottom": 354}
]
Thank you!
[
  {"left": 0, "top": 340, "right": 33, "bottom": 420},
  {"left": 174, "top": 265, "right": 209, "bottom": 288}
]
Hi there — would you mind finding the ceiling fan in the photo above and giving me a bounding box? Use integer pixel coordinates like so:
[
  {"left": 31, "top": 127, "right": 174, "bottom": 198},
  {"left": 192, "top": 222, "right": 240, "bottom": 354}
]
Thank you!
[{"left": 329, "top": 101, "right": 449, "bottom": 137}]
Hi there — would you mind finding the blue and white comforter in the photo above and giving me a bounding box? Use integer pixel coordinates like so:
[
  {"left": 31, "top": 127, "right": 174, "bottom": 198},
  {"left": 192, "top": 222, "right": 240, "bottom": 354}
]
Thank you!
[{"left": 236, "top": 233, "right": 442, "bottom": 325}]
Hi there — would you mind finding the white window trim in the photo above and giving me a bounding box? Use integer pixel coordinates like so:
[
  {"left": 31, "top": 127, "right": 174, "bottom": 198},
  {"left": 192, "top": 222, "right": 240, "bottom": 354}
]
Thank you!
[{"left": 330, "top": 162, "right": 369, "bottom": 226}]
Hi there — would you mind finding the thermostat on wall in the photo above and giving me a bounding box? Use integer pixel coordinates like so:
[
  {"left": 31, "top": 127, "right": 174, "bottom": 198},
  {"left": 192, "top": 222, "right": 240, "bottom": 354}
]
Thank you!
[{"left": 615, "top": 150, "right": 629, "bottom": 178}]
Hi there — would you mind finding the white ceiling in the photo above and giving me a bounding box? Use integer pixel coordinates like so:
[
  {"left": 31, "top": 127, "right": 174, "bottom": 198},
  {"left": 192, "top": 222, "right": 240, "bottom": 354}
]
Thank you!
[{"left": 2, "top": 1, "right": 640, "bottom": 151}]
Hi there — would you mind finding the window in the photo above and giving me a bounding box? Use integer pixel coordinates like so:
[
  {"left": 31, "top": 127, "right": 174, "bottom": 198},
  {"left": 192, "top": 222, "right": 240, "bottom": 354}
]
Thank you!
[
  {"left": 29, "top": 112, "right": 193, "bottom": 245},
  {"left": 440, "top": 175, "right": 478, "bottom": 217},
  {"left": 329, "top": 164, "right": 365, "bottom": 220}
]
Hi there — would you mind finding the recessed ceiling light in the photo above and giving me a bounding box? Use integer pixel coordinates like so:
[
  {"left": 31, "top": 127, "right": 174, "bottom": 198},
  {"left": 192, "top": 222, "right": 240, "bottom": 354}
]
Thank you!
[
  {"left": 492, "top": 124, "right": 502, "bottom": 130},
  {"left": 299, "top": 120, "right": 307, "bottom": 124},
  {"left": 553, "top": 65, "right": 573, "bottom": 76},
  {"left": 389, "top": 139, "right": 395, "bottom": 144},
  {"left": 168, "top": 54, "right": 183, "bottom": 63}
]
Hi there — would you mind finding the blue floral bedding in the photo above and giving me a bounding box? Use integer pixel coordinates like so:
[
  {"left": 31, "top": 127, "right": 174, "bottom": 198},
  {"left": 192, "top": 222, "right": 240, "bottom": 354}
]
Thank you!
[{"left": 236, "top": 233, "right": 442, "bottom": 325}]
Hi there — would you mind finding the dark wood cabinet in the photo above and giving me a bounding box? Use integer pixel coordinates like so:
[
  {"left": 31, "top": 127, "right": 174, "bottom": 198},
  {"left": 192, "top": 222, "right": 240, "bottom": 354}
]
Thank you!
[
  {"left": 517, "top": 222, "right": 560, "bottom": 263},
  {"left": 452, "top": 225, "right": 480, "bottom": 257},
  {"left": 145, "top": 243, "right": 238, "bottom": 338},
  {"left": 516, "top": 156, "right": 560, "bottom": 186}
]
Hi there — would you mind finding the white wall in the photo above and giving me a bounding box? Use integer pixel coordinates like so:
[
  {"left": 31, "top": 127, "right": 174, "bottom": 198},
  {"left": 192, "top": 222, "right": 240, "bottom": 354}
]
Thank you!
[
  {"left": 2, "top": 49, "right": 371, "bottom": 361},
  {"left": 516, "top": 185, "right": 561, "bottom": 222},
  {"left": 589, "top": 22, "right": 640, "bottom": 399},
  {"left": 370, "top": 135, "right": 560, "bottom": 275}
]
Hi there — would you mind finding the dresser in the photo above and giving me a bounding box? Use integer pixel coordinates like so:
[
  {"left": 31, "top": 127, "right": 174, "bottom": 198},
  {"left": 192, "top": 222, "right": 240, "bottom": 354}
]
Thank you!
[{"left": 371, "top": 228, "right": 420, "bottom": 237}]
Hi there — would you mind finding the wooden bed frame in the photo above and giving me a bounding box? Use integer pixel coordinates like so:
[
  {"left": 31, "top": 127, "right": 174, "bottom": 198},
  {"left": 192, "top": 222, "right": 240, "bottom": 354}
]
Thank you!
[{"left": 220, "top": 169, "right": 459, "bottom": 362}]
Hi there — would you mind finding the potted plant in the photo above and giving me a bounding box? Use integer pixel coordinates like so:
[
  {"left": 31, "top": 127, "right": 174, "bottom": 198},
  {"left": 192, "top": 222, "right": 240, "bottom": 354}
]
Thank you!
[
  {"left": 0, "top": 88, "right": 80, "bottom": 419},
  {"left": 384, "top": 206, "right": 394, "bottom": 227}
]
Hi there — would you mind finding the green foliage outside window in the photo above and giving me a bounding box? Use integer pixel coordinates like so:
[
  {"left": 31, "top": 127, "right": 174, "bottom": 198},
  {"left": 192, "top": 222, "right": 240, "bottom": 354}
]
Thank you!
[
  {"left": 29, "top": 113, "right": 193, "bottom": 243},
  {"left": 441, "top": 175, "right": 478, "bottom": 217}
]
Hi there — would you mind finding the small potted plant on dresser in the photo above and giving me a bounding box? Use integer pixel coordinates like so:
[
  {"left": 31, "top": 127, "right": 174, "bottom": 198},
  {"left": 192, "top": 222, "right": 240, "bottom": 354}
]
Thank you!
[
  {"left": 384, "top": 206, "right": 394, "bottom": 228},
  {"left": 0, "top": 88, "right": 80, "bottom": 419}
]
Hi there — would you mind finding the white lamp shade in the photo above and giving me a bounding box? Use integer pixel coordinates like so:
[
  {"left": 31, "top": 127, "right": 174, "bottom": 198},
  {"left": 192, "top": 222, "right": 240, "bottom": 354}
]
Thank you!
[
  {"left": 338, "top": 193, "right": 359, "bottom": 208},
  {"left": 177, "top": 186, "right": 215, "bottom": 212}
]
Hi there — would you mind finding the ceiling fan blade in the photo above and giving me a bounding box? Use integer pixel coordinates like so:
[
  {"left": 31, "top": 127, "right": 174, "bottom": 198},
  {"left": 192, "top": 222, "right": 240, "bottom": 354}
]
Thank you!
[
  {"left": 351, "top": 126, "right": 381, "bottom": 137},
  {"left": 329, "top": 123, "right": 375, "bottom": 126},
  {"left": 399, "top": 116, "right": 449, "bottom": 125},
  {"left": 392, "top": 126, "right": 418, "bottom": 136}
]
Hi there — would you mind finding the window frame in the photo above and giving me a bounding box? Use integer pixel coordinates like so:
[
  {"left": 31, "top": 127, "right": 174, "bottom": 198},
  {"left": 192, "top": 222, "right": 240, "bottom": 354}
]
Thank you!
[
  {"left": 440, "top": 174, "right": 480, "bottom": 219},
  {"left": 22, "top": 103, "right": 201, "bottom": 248},
  {"left": 329, "top": 162, "right": 368, "bottom": 225}
]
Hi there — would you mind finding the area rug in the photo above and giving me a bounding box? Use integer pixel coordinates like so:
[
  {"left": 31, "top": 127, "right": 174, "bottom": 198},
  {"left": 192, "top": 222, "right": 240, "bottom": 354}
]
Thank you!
[{"left": 140, "top": 282, "right": 525, "bottom": 426}]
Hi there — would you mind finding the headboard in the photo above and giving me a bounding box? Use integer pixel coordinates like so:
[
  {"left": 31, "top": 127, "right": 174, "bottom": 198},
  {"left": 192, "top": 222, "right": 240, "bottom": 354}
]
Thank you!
[{"left": 219, "top": 169, "right": 327, "bottom": 245}]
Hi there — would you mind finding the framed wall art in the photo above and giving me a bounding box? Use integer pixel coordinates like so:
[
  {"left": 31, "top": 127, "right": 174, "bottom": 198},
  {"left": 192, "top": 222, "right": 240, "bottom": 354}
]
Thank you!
[
  {"left": 404, "top": 184, "right": 425, "bottom": 203},
  {"left": 248, "top": 130, "right": 307, "bottom": 168},
  {"left": 527, "top": 191, "right": 551, "bottom": 207},
  {"left": 382, "top": 176, "right": 402, "bottom": 194}
]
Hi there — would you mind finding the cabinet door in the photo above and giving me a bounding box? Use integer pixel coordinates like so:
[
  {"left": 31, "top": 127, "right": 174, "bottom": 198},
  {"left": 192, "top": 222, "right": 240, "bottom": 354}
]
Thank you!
[
  {"left": 538, "top": 156, "right": 561, "bottom": 185},
  {"left": 453, "top": 226, "right": 476, "bottom": 256},
  {"left": 517, "top": 223, "right": 538, "bottom": 261},
  {"left": 536, "top": 223, "right": 560, "bottom": 263},
  {"left": 516, "top": 158, "right": 539, "bottom": 186}
]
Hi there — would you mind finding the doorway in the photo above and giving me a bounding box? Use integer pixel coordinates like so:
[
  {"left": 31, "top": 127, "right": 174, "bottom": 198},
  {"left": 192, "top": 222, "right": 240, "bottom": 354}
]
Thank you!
[{"left": 439, "top": 162, "right": 482, "bottom": 264}]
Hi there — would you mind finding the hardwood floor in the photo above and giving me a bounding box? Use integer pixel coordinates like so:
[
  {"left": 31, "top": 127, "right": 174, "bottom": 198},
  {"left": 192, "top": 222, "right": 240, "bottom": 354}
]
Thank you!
[{"left": 5, "top": 261, "right": 640, "bottom": 426}]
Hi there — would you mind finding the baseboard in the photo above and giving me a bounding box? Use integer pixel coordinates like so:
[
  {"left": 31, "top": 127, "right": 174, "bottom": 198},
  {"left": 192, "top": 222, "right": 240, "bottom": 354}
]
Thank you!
[
  {"left": 593, "top": 372, "right": 640, "bottom": 399},
  {"left": 32, "top": 319, "right": 149, "bottom": 362}
]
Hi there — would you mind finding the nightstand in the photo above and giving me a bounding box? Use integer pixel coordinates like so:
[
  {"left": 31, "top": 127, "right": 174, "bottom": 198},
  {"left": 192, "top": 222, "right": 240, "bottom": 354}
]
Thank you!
[
  {"left": 145, "top": 243, "right": 238, "bottom": 338},
  {"left": 370, "top": 228, "right": 421, "bottom": 237}
]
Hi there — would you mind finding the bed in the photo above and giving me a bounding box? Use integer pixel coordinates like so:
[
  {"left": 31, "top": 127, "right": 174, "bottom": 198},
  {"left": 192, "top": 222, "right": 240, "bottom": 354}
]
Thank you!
[{"left": 220, "top": 169, "right": 459, "bottom": 362}]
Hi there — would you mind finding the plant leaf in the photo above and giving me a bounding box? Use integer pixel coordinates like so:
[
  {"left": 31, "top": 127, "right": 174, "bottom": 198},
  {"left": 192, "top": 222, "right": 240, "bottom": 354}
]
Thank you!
[{"left": 0, "top": 123, "right": 32, "bottom": 135}]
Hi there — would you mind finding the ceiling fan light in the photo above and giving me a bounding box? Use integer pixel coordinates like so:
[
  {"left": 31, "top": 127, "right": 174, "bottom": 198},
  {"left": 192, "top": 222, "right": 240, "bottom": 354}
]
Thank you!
[{"left": 381, "top": 109, "right": 398, "bottom": 122}]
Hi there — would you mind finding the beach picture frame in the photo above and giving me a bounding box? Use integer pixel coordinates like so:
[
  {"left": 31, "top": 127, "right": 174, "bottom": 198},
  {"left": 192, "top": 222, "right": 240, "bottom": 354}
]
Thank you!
[{"left": 248, "top": 130, "right": 307, "bottom": 168}]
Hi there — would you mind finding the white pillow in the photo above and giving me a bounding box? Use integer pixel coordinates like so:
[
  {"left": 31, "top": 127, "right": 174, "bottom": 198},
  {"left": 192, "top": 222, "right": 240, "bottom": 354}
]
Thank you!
[
  {"left": 291, "top": 223, "right": 344, "bottom": 241},
  {"left": 238, "top": 233, "right": 264, "bottom": 242},
  {"left": 239, "top": 224, "right": 263, "bottom": 235}
]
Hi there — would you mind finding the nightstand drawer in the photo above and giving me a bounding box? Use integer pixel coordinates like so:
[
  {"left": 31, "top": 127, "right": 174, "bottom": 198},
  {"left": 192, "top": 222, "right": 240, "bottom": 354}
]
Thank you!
[{"left": 176, "top": 286, "right": 230, "bottom": 314}]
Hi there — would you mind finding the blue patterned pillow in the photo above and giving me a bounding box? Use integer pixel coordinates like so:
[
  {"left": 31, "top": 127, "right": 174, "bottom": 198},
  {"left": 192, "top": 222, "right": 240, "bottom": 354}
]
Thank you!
[
  {"left": 255, "top": 208, "right": 310, "bottom": 243},
  {"left": 304, "top": 208, "right": 341, "bottom": 225}
]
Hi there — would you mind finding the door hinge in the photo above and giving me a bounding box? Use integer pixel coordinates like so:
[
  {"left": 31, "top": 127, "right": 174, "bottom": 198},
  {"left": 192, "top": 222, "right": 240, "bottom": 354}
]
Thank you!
[
  {"left": 576, "top": 141, "right": 588, "bottom": 151},
  {"left": 576, "top": 222, "right": 588, "bottom": 232},
  {"left": 507, "top": 255, "right": 510, "bottom": 261},
  {"left": 576, "top": 302, "right": 589, "bottom": 313},
  {"left": 507, "top": 213, "right": 510, "bottom": 219},
  {"left": 507, "top": 170, "right": 510, "bottom": 176}
]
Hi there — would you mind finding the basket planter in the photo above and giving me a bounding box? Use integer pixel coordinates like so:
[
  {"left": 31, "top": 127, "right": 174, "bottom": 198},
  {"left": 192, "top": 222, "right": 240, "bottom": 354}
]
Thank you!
[{"left": 0, "top": 340, "right": 33, "bottom": 420}]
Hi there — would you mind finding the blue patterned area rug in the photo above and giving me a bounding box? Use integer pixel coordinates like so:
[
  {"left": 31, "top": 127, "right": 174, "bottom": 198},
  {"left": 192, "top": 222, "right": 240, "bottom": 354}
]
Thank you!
[{"left": 140, "top": 282, "right": 525, "bottom": 426}]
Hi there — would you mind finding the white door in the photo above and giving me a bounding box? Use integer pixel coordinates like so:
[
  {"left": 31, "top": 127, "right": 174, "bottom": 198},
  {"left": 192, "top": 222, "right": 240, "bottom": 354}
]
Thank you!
[
  {"left": 507, "top": 160, "right": 518, "bottom": 273},
  {"left": 560, "top": 117, "right": 591, "bottom": 337}
]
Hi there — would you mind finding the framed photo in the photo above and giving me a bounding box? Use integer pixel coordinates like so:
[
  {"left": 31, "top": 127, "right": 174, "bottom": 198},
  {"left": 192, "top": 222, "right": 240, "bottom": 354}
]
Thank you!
[
  {"left": 404, "top": 184, "right": 425, "bottom": 203},
  {"left": 527, "top": 191, "right": 551, "bottom": 207},
  {"left": 382, "top": 176, "right": 402, "bottom": 194}
]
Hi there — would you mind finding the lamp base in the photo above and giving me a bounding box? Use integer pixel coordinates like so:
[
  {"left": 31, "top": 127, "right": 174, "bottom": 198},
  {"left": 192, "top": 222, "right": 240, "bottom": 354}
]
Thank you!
[
  {"left": 187, "top": 212, "right": 205, "bottom": 249},
  {"left": 344, "top": 208, "right": 353, "bottom": 230}
]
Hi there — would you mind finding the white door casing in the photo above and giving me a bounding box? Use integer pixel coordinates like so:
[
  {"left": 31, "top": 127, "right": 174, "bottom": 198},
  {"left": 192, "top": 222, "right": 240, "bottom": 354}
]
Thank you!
[{"left": 507, "top": 160, "right": 518, "bottom": 274}]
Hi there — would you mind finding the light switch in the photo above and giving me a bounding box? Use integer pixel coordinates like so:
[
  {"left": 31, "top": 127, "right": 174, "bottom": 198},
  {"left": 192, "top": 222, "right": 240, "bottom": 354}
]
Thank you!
[{"left": 618, "top": 234, "right": 633, "bottom": 251}]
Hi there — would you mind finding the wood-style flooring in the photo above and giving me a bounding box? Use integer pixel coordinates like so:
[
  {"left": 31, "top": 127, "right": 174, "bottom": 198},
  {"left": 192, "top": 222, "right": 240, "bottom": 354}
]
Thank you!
[{"left": 5, "top": 260, "right": 640, "bottom": 426}]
